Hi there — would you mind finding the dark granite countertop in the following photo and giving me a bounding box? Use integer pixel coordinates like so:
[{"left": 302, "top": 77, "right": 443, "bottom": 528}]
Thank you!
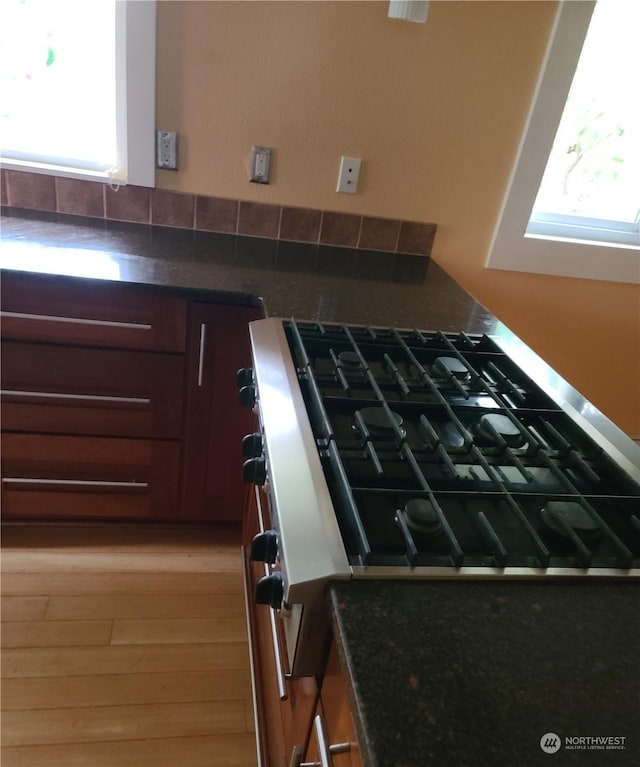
[
  {"left": 329, "top": 580, "right": 640, "bottom": 767},
  {"left": 0, "top": 209, "right": 496, "bottom": 332}
]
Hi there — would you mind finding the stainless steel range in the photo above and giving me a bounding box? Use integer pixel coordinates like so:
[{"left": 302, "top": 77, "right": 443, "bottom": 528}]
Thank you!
[{"left": 240, "top": 318, "right": 640, "bottom": 676}]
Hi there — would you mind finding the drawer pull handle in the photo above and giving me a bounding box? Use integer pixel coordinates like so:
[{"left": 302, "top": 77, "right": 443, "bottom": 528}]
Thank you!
[
  {"left": 1, "top": 310, "right": 152, "bottom": 331},
  {"left": 312, "top": 714, "right": 351, "bottom": 767},
  {"left": 294, "top": 715, "right": 351, "bottom": 767},
  {"left": 197, "top": 323, "right": 207, "bottom": 387},
  {"left": 2, "top": 478, "right": 148, "bottom": 490},
  {"left": 289, "top": 746, "right": 304, "bottom": 767},
  {"left": 1, "top": 389, "right": 151, "bottom": 406}
]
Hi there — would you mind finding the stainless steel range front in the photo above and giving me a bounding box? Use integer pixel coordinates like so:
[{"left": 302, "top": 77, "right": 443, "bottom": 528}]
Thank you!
[{"left": 240, "top": 318, "right": 640, "bottom": 676}]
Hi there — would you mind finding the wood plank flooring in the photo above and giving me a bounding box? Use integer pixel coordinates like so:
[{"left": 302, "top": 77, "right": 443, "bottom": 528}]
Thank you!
[{"left": 1, "top": 523, "right": 258, "bottom": 767}]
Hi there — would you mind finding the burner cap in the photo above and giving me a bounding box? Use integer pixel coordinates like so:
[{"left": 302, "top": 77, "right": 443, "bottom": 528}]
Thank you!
[
  {"left": 433, "top": 356, "right": 470, "bottom": 381},
  {"left": 337, "top": 350, "right": 362, "bottom": 370},
  {"left": 357, "top": 407, "right": 403, "bottom": 436},
  {"left": 475, "top": 413, "right": 525, "bottom": 448},
  {"left": 404, "top": 499, "right": 443, "bottom": 535},
  {"left": 540, "top": 501, "right": 601, "bottom": 540}
]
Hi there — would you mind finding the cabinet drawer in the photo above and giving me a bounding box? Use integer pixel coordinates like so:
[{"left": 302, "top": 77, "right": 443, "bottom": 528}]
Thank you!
[
  {"left": 1, "top": 434, "right": 180, "bottom": 520},
  {"left": 312, "top": 642, "right": 362, "bottom": 767},
  {"left": 1, "top": 271, "right": 186, "bottom": 352},
  {"left": 1, "top": 341, "right": 184, "bottom": 438}
]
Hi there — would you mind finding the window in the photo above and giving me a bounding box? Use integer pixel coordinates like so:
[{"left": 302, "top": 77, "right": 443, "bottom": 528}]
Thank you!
[
  {"left": 487, "top": 0, "right": 640, "bottom": 284},
  {"left": 0, "top": 0, "right": 155, "bottom": 187}
]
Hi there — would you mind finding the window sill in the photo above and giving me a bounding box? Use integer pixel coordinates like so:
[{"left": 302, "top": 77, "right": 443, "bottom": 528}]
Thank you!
[{"left": 487, "top": 229, "right": 640, "bottom": 284}]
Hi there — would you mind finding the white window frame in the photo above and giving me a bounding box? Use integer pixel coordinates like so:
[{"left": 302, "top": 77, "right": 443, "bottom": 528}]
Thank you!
[
  {"left": 487, "top": 0, "right": 640, "bottom": 284},
  {"left": 0, "top": 0, "right": 156, "bottom": 188}
]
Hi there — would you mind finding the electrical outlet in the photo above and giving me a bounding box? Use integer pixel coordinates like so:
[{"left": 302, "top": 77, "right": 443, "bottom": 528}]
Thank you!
[
  {"left": 337, "top": 156, "right": 361, "bottom": 194},
  {"left": 156, "top": 130, "right": 178, "bottom": 170},
  {"left": 250, "top": 146, "right": 272, "bottom": 184}
]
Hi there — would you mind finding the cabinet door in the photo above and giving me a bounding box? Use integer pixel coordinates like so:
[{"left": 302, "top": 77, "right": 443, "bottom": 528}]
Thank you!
[
  {"left": 180, "top": 302, "right": 262, "bottom": 522},
  {"left": 1, "top": 433, "right": 180, "bottom": 520},
  {"left": 1, "top": 341, "right": 184, "bottom": 438},
  {"left": 1, "top": 271, "right": 187, "bottom": 352},
  {"left": 314, "top": 641, "right": 362, "bottom": 767}
]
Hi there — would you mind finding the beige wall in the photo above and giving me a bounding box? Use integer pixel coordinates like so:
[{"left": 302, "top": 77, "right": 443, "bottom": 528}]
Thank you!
[{"left": 156, "top": 1, "right": 640, "bottom": 438}]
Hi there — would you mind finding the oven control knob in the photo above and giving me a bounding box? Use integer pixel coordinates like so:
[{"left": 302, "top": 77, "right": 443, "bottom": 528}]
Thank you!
[
  {"left": 241, "top": 433, "right": 263, "bottom": 458},
  {"left": 238, "top": 385, "right": 256, "bottom": 408},
  {"left": 255, "top": 572, "right": 283, "bottom": 609},
  {"left": 242, "top": 457, "right": 267, "bottom": 485},
  {"left": 236, "top": 368, "right": 254, "bottom": 388},
  {"left": 250, "top": 530, "right": 278, "bottom": 564}
]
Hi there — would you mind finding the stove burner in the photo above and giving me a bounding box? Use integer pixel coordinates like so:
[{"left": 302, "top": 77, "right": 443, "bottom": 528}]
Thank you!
[
  {"left": 433, "top": 356, "right": 470, "bottom": 381},
  {"left": 357, "top": 407, "right": 404, "bottom": 437},
  {"left": 404, "top": 498, "right": 444, "bottom": 536},
  {"left": 337, "top": 350, "right": 363, "bottom": 370},
  {"left": 540, "top": 501, "right": 601, "bottom": 541},
  {"left": 475, "top": 413, "right": 526, "bottom": 448}
]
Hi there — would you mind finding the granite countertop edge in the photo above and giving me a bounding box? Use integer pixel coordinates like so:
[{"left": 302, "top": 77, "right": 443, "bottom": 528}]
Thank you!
[{"left": 0, "top": 209, "right": 498, "bottom": 333}]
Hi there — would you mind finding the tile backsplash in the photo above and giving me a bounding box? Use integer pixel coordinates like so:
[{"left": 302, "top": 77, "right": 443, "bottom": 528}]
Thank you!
[{"left": 0, "top": 170, "right": 437, "bottom": 257}]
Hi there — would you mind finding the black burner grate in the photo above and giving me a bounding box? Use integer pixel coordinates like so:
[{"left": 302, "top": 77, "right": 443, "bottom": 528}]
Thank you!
[{"left": 286, "top": 320, "right": 640, "bottom": 571}]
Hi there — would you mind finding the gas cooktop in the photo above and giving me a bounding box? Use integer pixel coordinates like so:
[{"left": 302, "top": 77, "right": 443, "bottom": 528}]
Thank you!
[{"left": 284, "top": 320, "right": 640, "bottom": 573}]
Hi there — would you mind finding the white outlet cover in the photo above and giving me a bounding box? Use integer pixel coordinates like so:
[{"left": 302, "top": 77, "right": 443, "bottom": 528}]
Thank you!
[
  {"left": 337, "top": 156, "right": 361, "bottom": 194},
  {"left": 250, "top": 146, "right": 272, "bottom": 184}
]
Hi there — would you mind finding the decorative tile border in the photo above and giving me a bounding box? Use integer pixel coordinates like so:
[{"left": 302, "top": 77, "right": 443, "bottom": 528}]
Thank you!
[{"left": 0, "top": 170, "right": 436, "bottom": 256}]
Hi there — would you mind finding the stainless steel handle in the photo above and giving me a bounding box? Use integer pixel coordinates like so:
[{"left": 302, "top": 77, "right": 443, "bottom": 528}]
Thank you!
[
  {"left": 1, "top": 389, "right": 150, "bottom": 406},
  {"left": 197, "top": 323, "right": 207, "bottom": 387},
  {"left": 241, "top": 544, "right": 264, "bottom": 767},
  {"left": 1, "top": 310, "right": 152, "bottom": 331},
  {"left": 314, "top": 714, "right": 350, "bottom": 767},
  {"left": 254, "top": 487, "right": 289, "bottom": 700},
  {"left": 269, "top": 597, "right": 289, "bottom": 701},
  {"left": 255, "top": 485, "right": 266, "bottom": 534},
  {"left": 289, "top": 745, "right": 305, "bottom": 767},
  {"left": 2, "top": 478, "right": 148, "bottom": 490},
  {"left": 294, "top": 714, "right": 351, "bottom": 767}
]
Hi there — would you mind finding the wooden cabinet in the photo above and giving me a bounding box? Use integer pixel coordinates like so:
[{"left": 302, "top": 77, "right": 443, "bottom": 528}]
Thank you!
[
  {"left": 242, "top": 486, "right": 320, "bottom": 767},
  {"left": 1, "top": 270, "right": 186, "bottom": 351},
  {"left": 1, "top": 341, "right": 184, "bottom": 438},
  {"left": 0, "top": 270, "right": 262, "bottom": 522},
  {"left": 303, "top": 641, "right": 362, "bottom": 767},
  {"left": 2, "top": 434, "right": 180, "bottom": 520},
  {"left": 180, "top": 302, "right": 262, "bottom": 522}
]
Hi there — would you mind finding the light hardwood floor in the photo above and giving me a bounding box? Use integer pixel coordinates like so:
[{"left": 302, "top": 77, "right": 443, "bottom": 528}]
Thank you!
[{"left": 1, "top": 523, "right": 258, "bottom": 767}]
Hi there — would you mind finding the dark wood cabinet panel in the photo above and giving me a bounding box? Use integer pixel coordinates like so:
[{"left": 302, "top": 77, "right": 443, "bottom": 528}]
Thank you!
[
  {"left": 1, "top": 269, "right": 262, "bottom": 523},
  {"left": 1, "top": 433, "right": 180, "bottom": 520},
  {"left": 311, "top": 641, "right": 362, "bottom": 767},
  {"left": 180, "top": 302, "right": 262, "bottom": 522},
  {"left": 1, "top": 341, "right": 184, "bottom": 438},
  {"left": 0, "top": 271, "right": 187, "bottom": 352}
]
